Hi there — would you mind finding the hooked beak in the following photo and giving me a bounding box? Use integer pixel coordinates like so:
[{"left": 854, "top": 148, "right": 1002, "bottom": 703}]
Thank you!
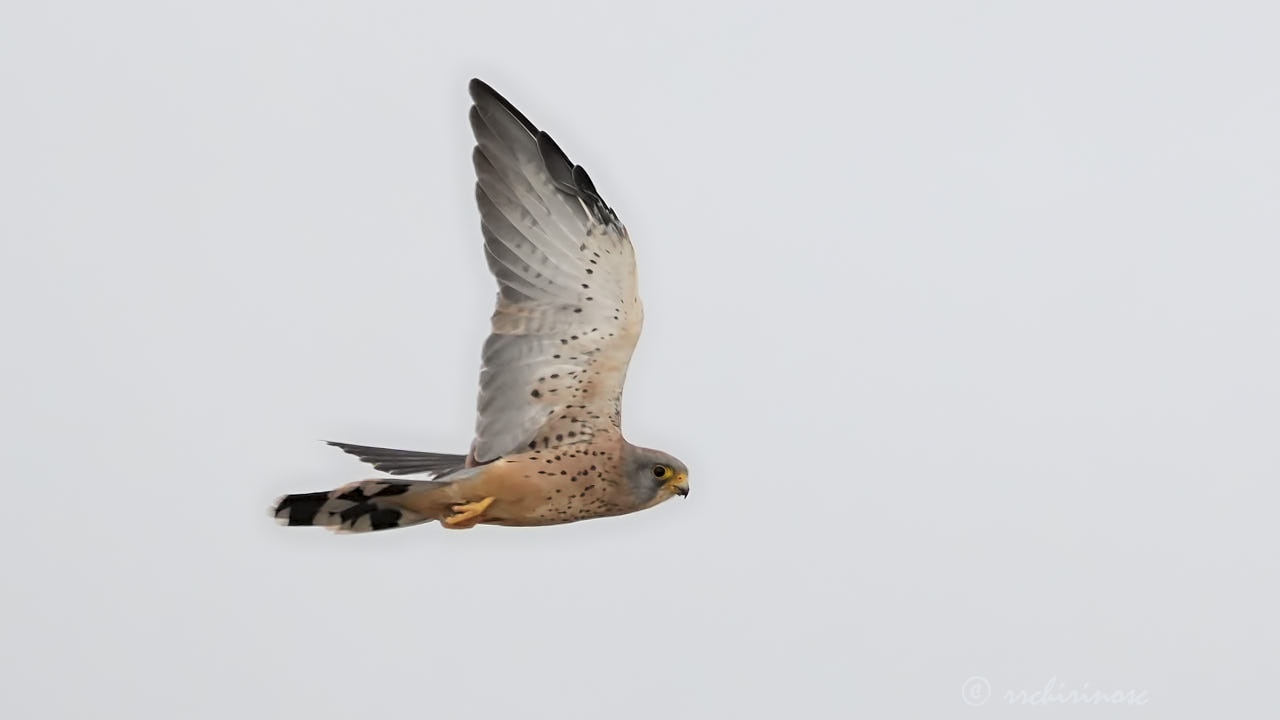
[{"left": 669, "top": 473, "right": 689, "bottom": 498}]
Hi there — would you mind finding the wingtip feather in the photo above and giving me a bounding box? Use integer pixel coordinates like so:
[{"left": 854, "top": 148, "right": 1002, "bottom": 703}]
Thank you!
[{"left": 469, "top": 79, "right": 539, "bottom": 136}]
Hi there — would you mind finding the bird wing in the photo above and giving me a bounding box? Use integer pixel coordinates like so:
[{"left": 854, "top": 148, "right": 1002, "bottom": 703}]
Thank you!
[
  {"left": 467, "top": 79, "right": 643, "bottom": 463},
  {"left": 325, "top": 441, "right": 468, "bottom": 477}
]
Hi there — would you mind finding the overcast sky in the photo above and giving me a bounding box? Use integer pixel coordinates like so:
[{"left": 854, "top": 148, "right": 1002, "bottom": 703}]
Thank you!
[{"left": 2, "top": 2, "right": 1277, "bottom": 718}]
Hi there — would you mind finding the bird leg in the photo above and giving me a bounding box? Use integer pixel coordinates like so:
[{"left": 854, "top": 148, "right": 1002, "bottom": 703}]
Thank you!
[{"left": 442, "top": 496, "right": 495, "bottom": 529}]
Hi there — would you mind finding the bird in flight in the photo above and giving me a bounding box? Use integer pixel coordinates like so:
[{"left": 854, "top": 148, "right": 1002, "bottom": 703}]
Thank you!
[{"left": 271, "top": 79, "right": 688, "bottom": 532}]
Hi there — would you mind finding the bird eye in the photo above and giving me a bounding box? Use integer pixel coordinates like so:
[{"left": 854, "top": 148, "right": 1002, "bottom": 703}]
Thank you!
[{"left": 652, "top": 465, "right": 670, "bottom": 479}]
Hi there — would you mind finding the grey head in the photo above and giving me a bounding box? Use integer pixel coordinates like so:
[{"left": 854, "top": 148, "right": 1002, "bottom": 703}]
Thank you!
[{"left": 620, "top": 442, "right": 690, "bottom": 509}]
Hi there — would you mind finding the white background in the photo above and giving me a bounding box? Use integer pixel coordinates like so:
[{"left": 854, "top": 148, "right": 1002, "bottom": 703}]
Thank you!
[{"left": 2, "top": 2, "right": 1277, "bottom": 718}]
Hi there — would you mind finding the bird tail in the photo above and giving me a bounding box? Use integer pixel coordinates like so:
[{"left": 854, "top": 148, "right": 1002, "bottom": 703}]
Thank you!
[{"left": 270, "top": 478, "right": 454, "bottom": 533}]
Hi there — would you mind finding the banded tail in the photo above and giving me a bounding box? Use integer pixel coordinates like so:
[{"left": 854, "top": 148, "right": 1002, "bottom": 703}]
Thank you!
[{"left": 271, "top": 478, "right": 451, "bottom": 533}]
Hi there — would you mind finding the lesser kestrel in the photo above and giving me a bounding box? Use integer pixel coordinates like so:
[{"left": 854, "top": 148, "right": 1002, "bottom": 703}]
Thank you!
[{"left": 272, "top": 79, "right": 688, "bottom": 532}]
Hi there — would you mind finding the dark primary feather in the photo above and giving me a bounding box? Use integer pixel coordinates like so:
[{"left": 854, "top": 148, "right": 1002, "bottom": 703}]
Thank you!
[
  {"left": 469, "top": 78, "right": 538, "bottom": 136},
  {"left": 326, "top": 441, "right": 467, "bottom": 477},
  {"left": 468, "top": 78, "right": 622, "bottom": 231}
]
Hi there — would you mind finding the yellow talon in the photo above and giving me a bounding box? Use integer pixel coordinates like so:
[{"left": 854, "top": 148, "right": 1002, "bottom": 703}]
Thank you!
[{"left": 443, "top": 496, "right": 495, "bottom": 528}]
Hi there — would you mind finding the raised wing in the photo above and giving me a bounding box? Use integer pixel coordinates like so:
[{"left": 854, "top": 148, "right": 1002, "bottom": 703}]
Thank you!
[{"left": 468, "top": 79, "right": 643, "bottom": 464}]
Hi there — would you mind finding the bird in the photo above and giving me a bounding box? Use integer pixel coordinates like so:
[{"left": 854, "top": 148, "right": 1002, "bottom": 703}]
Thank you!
[{"left": 271, "top": 79, "right": 689, "bottom": 533}]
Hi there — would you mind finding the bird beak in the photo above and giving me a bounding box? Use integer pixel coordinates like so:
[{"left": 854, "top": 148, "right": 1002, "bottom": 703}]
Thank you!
[{"left": 670, "top": 473, "right": 689, "bottom": 498}]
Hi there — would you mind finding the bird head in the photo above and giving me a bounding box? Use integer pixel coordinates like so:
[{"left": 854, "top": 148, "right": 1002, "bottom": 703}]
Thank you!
[{"left": 623, "top": 444, "right": 689, "bottom": 507}]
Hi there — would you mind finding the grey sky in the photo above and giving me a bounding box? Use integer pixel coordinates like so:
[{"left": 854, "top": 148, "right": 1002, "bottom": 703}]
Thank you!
[{"left": 2, "top": 2, "right": 1277, "bottom": 718}]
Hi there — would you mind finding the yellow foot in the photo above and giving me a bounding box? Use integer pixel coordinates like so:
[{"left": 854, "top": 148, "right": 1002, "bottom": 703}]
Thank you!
[{"left": 443, "top": 496, "right": 495, "bottom": 529}]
